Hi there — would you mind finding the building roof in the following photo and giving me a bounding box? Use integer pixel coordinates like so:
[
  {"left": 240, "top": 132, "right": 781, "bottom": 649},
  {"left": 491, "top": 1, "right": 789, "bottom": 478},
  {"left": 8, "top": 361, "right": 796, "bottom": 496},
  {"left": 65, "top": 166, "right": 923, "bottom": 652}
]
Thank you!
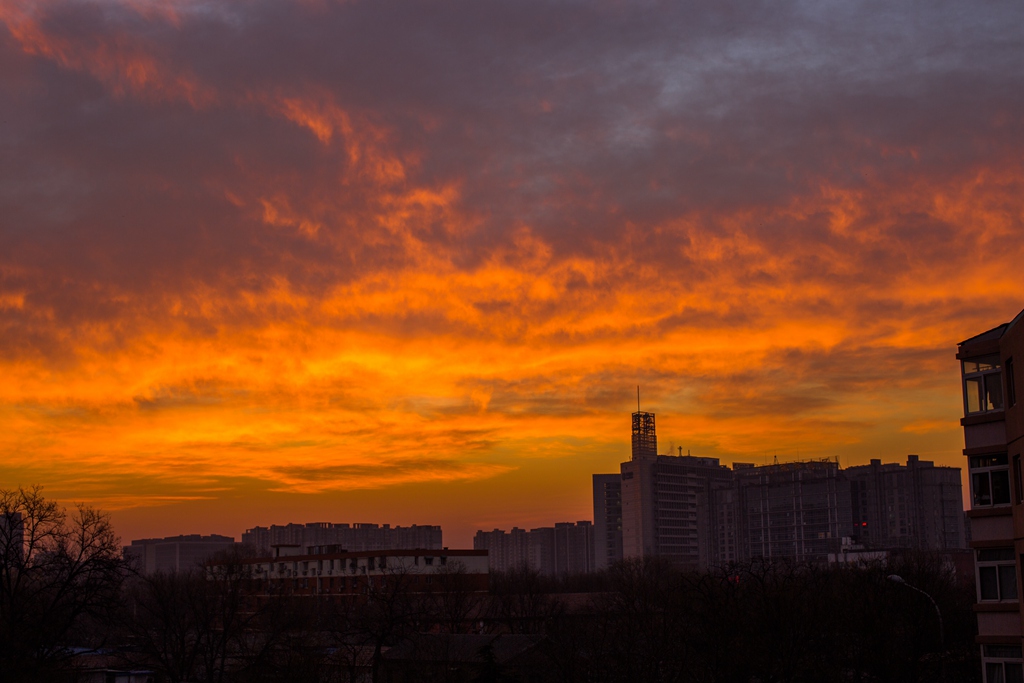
[{"left": 958, "top": 307, "right": 1024, "bottom": 347}]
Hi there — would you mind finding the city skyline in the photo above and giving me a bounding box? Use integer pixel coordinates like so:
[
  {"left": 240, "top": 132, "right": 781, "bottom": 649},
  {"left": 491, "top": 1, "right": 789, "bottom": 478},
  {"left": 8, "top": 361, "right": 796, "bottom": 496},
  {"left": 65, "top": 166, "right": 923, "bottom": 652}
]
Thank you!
[{"left": 3, "top": 0, "right": 1024, "bottom": 548}]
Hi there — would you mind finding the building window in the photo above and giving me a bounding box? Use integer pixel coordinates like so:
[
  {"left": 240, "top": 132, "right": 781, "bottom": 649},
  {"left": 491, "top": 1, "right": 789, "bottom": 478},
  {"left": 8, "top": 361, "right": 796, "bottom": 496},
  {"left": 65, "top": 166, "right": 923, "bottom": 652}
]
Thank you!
[
  {"left": 1016, "top": 455, "right": 1023, "bottom": 505},
  {"left": 977, "top": 548, "right": 1017, "bottom": 601},
  {"left": 1008, "top": 357, "right": 1017, "bottom": 408},
  {"left": 964, "top": 354, "right": 1004, "bottom": 414},
  {"left": 983, "top": 645, "right": 1023, "bottom": 683},
  {"left": 971, "top": 454, "right": 1011, "bottom": 507}
]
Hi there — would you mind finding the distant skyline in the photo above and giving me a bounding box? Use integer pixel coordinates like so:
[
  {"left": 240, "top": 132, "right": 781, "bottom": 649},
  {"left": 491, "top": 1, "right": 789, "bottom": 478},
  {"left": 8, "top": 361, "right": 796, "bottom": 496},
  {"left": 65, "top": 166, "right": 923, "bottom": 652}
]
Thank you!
[{"left": 2, "top": 0, "right": 1023, "bottom": 548}]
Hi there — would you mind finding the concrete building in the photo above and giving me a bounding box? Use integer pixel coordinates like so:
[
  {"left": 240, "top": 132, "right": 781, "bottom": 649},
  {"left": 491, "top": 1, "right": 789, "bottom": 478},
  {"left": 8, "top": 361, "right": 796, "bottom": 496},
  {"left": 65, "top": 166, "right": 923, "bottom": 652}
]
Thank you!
[
  {"left": 596, "top": 409, "right": 966, "bottom": 570},
  {"left": 214, "top": 548, "right": 490, "bottom": 597},
  {"left": 958, "top": 307, "right": 1024, "bottom": 683},
  {"left": 241, "top": 522, "right": 442, "bottom": 555},
  {"left": 473, "top": 522, "right": 594, "bottom": 575},
  {"left": 621, "top": 451, "right": 734, "bottom": 566},
  {"left": 123, "top": 534, "right": 236, "bottom": 575},
  {"left": 592, "top": 474, "right": 623, "bottom": 570},
  {"left": 739, "top": 460, "right": 849, "bottom": 562},
  {"left": 846, "top": 455, "right": 966, "bottom": 551}
]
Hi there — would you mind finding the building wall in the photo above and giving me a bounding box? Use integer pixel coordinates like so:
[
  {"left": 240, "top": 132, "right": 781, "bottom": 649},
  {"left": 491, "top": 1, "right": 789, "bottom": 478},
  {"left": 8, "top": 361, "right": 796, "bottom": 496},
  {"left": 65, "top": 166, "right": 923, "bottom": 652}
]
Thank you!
[
  {"left": 242, "top": 523, "right": 443, "bottom": 555},
  {"left": 592, "top": 474, "right": 622, "bottom": 570},
  {"left": 124, "top": 534, "right": 236, "bottom": 575},
  {"left": 958, "top": 308, "right": 1024, "bottom": 682},
  {"left": 474, "top": 523, "right": 594, "bottom": 575},
  {"left": 224, "top": 549, "right": 490, "bottom": 597}
]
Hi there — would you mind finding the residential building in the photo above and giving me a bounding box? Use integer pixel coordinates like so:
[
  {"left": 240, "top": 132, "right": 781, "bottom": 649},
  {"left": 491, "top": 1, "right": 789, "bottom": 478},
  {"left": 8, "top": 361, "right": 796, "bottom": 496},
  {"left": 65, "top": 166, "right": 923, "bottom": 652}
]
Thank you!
[
  {"left": 216, "top": 547, "right": 489, "bottom": 596},
  {"left": 123, "top": 534, "right": 236, "bottom": 575},
  {"left": 592, "top": 474, "right": 623, "bottom": 570},
  {"left": 241, "top": 522, "right": 442, "bottom": 554},
  {"left": 473, "top": 522, "right": 594, "bottom": 575},
  {"left": 596, "top": 409, "right": 966, "bottom": 570},
  {"left": 846, "top": 455, "right": 966, "bottom": 550},
  {"left": 958, "top": 307, "right": 1024, "bottom": 683}
]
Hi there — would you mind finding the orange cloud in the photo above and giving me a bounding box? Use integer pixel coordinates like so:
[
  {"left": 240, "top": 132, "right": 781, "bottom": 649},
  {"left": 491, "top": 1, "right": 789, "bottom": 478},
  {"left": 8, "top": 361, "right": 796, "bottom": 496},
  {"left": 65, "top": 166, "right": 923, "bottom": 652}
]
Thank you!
[{"left": 1, "top": 0, "right": 1022, "bottom": 544}]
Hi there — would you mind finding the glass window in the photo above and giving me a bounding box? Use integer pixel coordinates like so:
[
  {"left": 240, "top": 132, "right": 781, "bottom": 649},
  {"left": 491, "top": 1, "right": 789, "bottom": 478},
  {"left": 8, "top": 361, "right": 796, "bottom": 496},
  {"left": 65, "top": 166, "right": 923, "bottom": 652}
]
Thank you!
[
  {"left": 1015, "top": 455, "right": 1022, "bottom": 505},
  {"left": 977, "top": 548, "right": 1017, "bottom": 601},
  {"left": 988, "top": 374, "right": 1005, "bottom": 410},
  {"left": 965, "top": 354, "right": 1005, "bottom": 415},
  {"left": 965, "top": 354, "right": 1002, "bottom": 374},
  {"left": 972, "top": 455, "right": 1011, "bottom": 507},
  {"left": 1008, "top": 358, "right": 1017, "bottom": 408}
]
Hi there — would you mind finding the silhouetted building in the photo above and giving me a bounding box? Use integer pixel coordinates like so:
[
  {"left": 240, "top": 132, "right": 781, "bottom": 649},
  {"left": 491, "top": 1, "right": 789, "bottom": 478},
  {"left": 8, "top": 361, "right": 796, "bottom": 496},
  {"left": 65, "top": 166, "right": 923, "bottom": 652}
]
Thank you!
[
  {"left": 596, "top": 409, "right": 966, "bottom": 570},
  {"left": 621, "top": 453, "right": 735, "bottom": 566},
  {"left": 703, "top": 460, "right": 852, "bottom": 565},
  {"left": 592, "top": 474, "right": 623, "bottom": 570},
  {"left": 123, "top": 534, "right": 236, "bottom": 575},
  {"left": 473, "top": 522, "right": 594, "bottom": 575},
  {"left": 242, "top": 522, "right": 442, "bottom": 554},
  {"left": 846, "top": 455, "right": 966, "bottom": 550},
  {"left": 958, "top": 307, "right": 1024, "bottom": 682},
  {"left": 213, "top": 548, "right": 489, "bottom": 597}
]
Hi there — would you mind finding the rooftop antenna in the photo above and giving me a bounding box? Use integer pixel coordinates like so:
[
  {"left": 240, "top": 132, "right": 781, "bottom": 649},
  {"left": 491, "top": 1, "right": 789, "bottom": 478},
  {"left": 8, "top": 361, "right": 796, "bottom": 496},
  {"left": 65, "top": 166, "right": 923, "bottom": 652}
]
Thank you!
[{"left": 637, "top": 385, "right": 640, "bottom": 412}]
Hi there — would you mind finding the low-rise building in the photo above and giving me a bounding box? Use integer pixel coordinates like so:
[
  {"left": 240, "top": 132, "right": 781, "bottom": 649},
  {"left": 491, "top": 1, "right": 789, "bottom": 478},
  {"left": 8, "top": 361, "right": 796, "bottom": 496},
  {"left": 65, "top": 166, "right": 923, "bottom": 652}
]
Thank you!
[
  {"left": 123, "top": 534, "right": 236, "bottom": 575},
  {"left": 212, "top": 547, "right": 489, "bottom": 596},
  {"left": 241, "top": 522, "right": 442, "bottom": 554}
]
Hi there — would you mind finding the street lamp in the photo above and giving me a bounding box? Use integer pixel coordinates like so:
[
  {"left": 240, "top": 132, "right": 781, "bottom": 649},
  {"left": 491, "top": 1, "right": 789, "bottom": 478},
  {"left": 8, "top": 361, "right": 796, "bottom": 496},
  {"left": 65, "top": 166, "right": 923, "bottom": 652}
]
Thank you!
[{"left": 888, "top": 574, "right": 945, "bottom": 646}]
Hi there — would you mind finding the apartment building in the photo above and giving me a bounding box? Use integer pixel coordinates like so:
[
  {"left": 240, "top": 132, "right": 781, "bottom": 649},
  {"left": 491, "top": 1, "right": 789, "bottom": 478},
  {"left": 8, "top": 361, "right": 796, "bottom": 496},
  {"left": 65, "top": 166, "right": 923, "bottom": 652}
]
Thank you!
[
  {"left": 958, "top": 308, "right": 1024, "bottom": 683},
  {"left": 473, "top": 522, "right": 594, "bottom": 575},
  {"left": 123, "top": 534, "right": 236, "bottom": 575},
  {"left": 596, "top": 410, "right": 966, "bottom": 571},
  {"left": 592, "top": 473, "right": 623, "bottom": 570},
  {"left": 213, "top": 547, "right": 490, "bottom": 596},
  {"left": 242, "top": 522, "right": 442, "bottom": 554}
]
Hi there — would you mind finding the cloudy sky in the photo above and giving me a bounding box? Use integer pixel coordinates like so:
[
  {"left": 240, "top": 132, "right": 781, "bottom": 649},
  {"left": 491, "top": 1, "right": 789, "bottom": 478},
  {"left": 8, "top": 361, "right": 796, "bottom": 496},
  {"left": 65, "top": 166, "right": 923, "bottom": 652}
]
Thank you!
[{"left": 2, "top": 0, "right": 1022, "bottom": 545}]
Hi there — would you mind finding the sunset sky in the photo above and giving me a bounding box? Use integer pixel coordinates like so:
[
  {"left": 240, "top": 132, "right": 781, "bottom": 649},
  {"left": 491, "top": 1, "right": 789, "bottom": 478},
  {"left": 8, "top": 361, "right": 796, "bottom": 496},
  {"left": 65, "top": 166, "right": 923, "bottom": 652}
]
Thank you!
[{"left": 2, "top": 0, "right": 1023, "bottom": 547}]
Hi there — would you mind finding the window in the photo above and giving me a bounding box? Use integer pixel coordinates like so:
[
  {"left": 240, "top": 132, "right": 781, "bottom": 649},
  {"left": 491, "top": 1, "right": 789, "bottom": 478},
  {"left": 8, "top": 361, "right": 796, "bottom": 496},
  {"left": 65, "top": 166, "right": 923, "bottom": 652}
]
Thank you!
[
  {"left": 1016, "top": 455, "right": 1023, "bottom": 505},
  {"left": 1008, "top": 358, "right": 1017, "bottom": 408},
  {"left": 964, "top": 354, "right": 1004, "bottom": 414},
  {"left": 984, "top": 645, "right": 1023, "bottom": 683},
  {"left": 977, "top": 548, "right": 1017, "bottom": 601},
  {"left": 972, "top": 454, "right": 1011, "bottom": 507}
]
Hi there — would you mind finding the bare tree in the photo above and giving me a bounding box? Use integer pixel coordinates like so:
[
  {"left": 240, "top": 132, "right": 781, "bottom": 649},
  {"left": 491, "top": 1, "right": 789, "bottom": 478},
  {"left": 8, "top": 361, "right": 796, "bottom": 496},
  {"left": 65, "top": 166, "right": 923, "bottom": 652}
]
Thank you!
[{"left": 0, "top": 486, "right": 126, "bottom": 682}]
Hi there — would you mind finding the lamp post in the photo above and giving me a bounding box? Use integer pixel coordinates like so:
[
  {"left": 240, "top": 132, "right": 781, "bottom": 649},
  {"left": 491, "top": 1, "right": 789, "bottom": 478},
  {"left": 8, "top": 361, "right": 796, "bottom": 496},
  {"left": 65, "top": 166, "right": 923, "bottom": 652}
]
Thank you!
[{"left": 889, "top": 574, "right": 945, "bottom": 680}]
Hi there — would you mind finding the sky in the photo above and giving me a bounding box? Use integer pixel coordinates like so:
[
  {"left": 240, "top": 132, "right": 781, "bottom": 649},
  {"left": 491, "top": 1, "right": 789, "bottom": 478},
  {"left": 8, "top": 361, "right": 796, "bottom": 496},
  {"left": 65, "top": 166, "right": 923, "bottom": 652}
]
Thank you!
[{"left": 1, "top": 0, "right": 1023, "bottom": 547}]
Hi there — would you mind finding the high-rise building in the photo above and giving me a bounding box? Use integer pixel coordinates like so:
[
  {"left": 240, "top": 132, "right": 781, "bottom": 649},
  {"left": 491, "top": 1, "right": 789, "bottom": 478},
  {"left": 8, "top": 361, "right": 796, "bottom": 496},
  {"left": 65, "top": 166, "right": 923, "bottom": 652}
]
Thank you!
[
  {"left": 957, "top": 307, "right": 1024, "bottom": 683},
  {"left": 124, "top": 534, "right": 236, "bottom": 575},
  {"left": 715, "top": 460, "right": 852, "bottom": 565},
  {"left": 241, "top": 523, "right": 442, "bottom": 555},
  {"left": 596, "top": 408, "right": 966, "bottom": 571},
  {"left": 592, "top": 474, "right": 623, "bottom": 570},
  {"left": 846, "top": 455, "right": 966, "bottom": 550}
]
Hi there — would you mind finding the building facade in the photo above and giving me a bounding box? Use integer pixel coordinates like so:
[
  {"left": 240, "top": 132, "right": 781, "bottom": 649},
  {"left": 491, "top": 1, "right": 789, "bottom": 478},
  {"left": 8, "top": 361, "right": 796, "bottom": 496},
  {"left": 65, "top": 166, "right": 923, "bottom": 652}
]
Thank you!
[
  {"left": 592, "top": 474, "right": 623, "bottom": 570},
  {"left": 596, "top": 410, "right": 966, "bottom": 570},
  {"left": 241, "top": 522, "right": 442, "bottom": 555},
  {"left": 123, "top": 534, "right": 236, "bottom": 575},
  {"left": 958, "top": 308, "right": 1024, "bottom": 683},
  {"left": 473, "top": 522, "right": 594, "bottom": 575},
  {"left": 214, "top": 547, "right": 490, "bottom": 597},
  {"left": 846, "top": 455, "right": 966, "bottom": 551}
]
